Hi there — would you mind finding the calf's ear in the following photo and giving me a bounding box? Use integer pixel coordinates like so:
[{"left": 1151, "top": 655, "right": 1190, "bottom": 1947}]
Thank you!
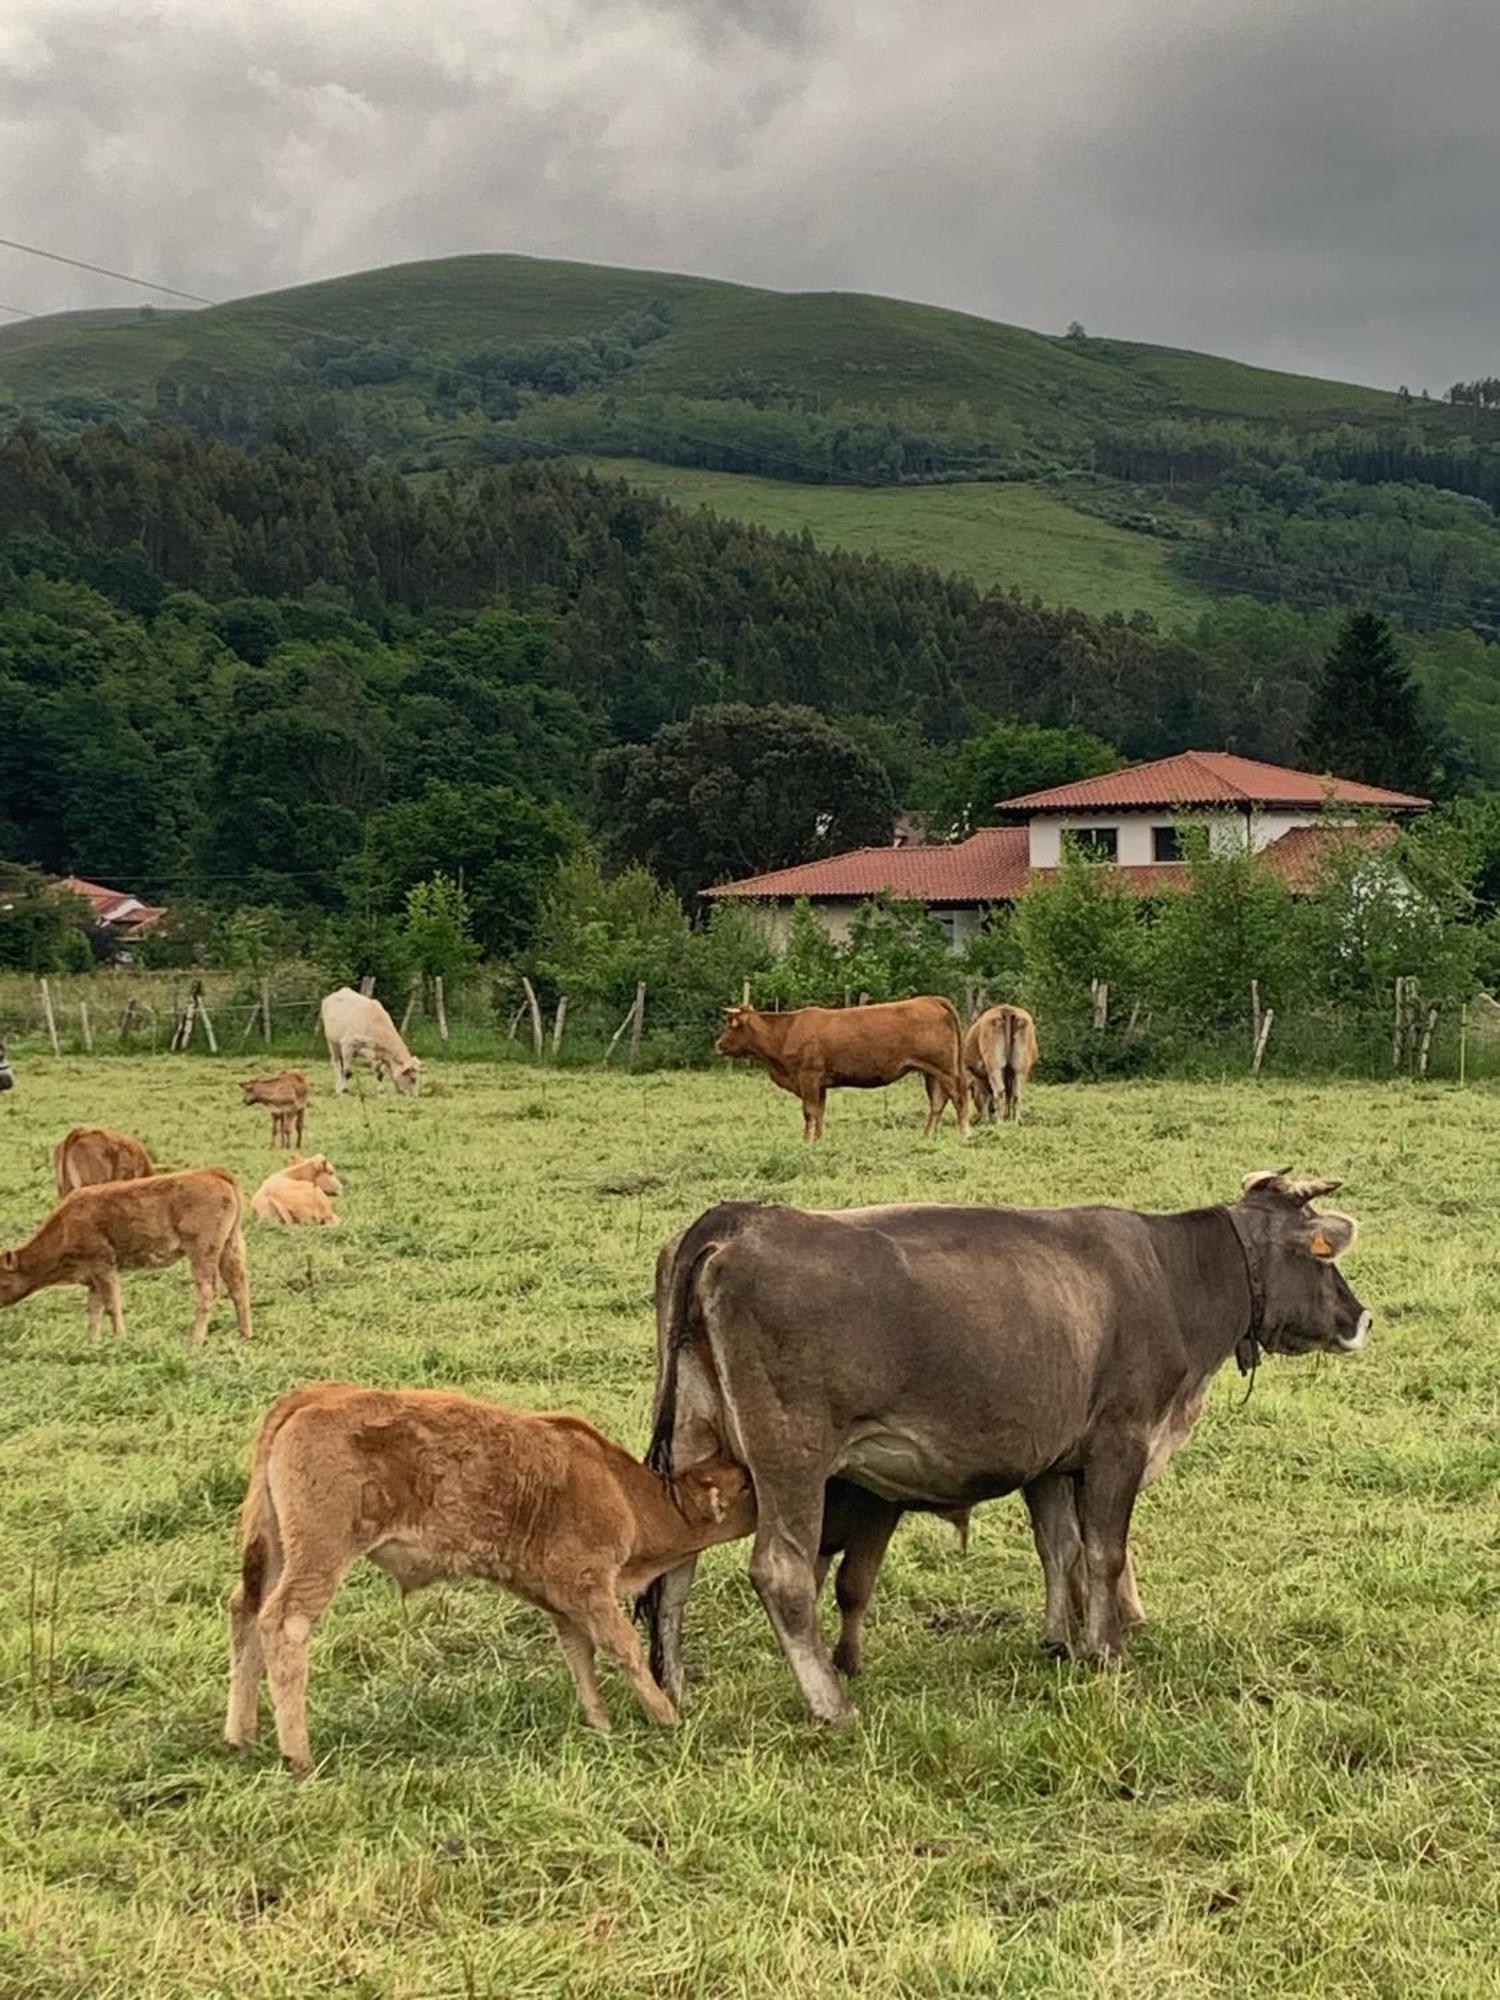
[
  {"left": 1, "top": 1250, "right": 16, "bottom": 1272},
  {"left": 1307, "top": 1211, "right": 1358, "bottom": 1258}
]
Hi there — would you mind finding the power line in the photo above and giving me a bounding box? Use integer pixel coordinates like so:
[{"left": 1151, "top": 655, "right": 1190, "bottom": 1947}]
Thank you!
[
  {"left": 0, "top": 302, "right": 35, "bottom": 318},
  {"left": 0, "top": 234, "right": 218, "bottom": 307}
]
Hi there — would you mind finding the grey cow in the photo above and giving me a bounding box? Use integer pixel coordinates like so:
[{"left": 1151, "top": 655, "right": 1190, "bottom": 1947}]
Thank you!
[{"left": 646, "top": 1172, "right": 1370, "bottom": 1723}]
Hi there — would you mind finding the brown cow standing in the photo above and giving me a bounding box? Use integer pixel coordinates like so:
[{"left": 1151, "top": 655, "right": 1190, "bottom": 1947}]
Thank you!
[
  {"left": 964, "top": 1004, "right": 1040, "bottom": 1124},
  {"left": 715, "top": 997, "right": 969, "bottom": 1141},
  {"left": 240, "top": 1069, "right": 309, "bottom": 1149},
  {"left": 53, "top": 1126, "right": 155, "bottom": 1194},
  {"left": 224, "top": 1383, "right": 756, "bottom": 1773},
  {"left": 0, "top": 1168, "right": 252, "bottom": 1345}
]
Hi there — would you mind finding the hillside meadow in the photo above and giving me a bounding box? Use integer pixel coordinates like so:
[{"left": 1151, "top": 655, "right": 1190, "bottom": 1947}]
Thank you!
[
  {"left": 2, "top": 1059, "right": 1499, "bottom": 1998},
  {"left": 578, "top": 459, "right": 1211, "bottom": 625}
]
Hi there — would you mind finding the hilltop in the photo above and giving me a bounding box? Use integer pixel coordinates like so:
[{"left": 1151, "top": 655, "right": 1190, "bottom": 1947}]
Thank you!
[{"left": 2, "top": 254, "right": 1497, "bottom": 632}]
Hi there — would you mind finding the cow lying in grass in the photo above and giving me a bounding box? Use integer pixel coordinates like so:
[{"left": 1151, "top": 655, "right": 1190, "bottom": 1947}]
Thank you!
[
  {"left": 251, "top": 1156, "right": 342, "bottom": 1227},
  {"left": 0, "top": 1168, "right": 252, "bottom": 1345},
  {"left": 53, "top": 1125, "right": 156, "bottom": 1193},
  {"left": 224, "top": 1383, "right": 755, "bottom": 1775},
  {"left": 240, "top": 1069, "right": 309, "bottom": 1148}
]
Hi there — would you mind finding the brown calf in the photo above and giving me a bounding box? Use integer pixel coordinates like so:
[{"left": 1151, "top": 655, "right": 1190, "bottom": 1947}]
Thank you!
[
  {"left": 0, "top": 1168, "right": 252, "bottom": 1345},
  {"left": 964, "top": 1004, "right": 1040, "bottom": 1124},
  {"left": 251, "top": 1156, "right": 342, "bottom": 1227},
  {"left": 240, "top": 1069, "right": 309, "bottom": 1149},
  {"left": 53, "top": 1125, "right": 155, "bottom": 1194},
  {"left": 224, "top": 1383, "right": 754, "bottom": 1773},
  {"left": 716, "top": 996, "right": 969, "bottom": 1141}
]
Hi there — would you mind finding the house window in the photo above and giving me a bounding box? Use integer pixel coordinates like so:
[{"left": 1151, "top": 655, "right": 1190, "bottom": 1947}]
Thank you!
[
  {"left": 935, "top": 910, "right": 960, "bottom": 950},
  {"left": 1067, "top": 826, "right": 1118, "bottom": 861},
  {"left": 1152, "top": 825, "right": 1183, "bottom": 862}
]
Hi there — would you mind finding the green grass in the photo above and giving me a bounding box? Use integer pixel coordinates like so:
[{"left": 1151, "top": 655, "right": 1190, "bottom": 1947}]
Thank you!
[
  {"left": 3, "top": 1060, "right": 1498, "bottom": 1996},
  {"left": 581, "top": 458, "right": 1211, "bottom": 623}
]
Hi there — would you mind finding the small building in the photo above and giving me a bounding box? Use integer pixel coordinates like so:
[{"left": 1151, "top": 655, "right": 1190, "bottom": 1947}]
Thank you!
[
  {"left": 703, "top": 750, "right": 1428, "bottom": 948},
  {"left": 57, "top": 876, "right": 167, "bottom": 943}
]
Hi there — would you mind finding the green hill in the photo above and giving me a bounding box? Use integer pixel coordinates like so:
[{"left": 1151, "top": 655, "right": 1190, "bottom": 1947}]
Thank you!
[
  {"left": 4, "top": 253, "right": 1496, "bottom": 633},
  {"left": 0, "top": 251, "right": 1404, "bottom": 433}
]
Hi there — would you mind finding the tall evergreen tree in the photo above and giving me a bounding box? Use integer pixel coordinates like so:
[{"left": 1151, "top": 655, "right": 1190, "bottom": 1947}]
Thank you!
[{"left": 1302, "top": 612, "right": 1439, "bottom": 795}]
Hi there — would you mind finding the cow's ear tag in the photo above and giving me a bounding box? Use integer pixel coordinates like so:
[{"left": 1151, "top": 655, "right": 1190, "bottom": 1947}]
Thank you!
[{"left": 1310, "top": 1229, "right": 1334, "bottom": 1259}]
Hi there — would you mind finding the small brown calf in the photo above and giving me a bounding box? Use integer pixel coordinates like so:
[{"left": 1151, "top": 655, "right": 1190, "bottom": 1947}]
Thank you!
[
  {"left": 240, "top": 1069, "right": 309, "bottom": 1149},
  {"left": 224, "top": 1383, "right": 755, "bottom": 1774},
  {"left": 54, "top": 1125, "right": 155, "bottom": 1194},
  {"left": 0, "top": 1168, "right": 252, "bottom": 1345},
  {"left": 251, "top": 1155, "right": 342, "bottom": 1227},
  {"left": 964, "top": 1004, "right": 1040, "bottom": 1124}
]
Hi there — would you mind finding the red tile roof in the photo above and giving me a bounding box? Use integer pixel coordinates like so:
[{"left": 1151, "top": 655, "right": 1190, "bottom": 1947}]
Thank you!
[
  {"left": 57, "top": 876, "right": 167, "bottom": 933},
  {"left": 705, "top": 819, "right": 1405, "bottom": 906},
  {"left": 703, "top": 826, "right": 1032, "bottom": 904},
  {"left": 1001, "top": 750, "right": 1429, "bottom": 812}
]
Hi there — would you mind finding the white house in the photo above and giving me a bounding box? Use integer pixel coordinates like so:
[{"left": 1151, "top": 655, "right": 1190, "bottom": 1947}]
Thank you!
[{"left": 703, "top": 749, "right": 1429, "bottom": 946}]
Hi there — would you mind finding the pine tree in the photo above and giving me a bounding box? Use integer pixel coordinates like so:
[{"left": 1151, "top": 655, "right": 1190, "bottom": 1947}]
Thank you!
[{"left": 1302, "top": 612, "right": 1438, "bottom": 795}]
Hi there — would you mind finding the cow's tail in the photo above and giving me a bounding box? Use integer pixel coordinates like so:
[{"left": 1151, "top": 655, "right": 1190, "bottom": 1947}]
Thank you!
[
  {"left": 637, "top": 1205, "right": 750, "bottom": 1671},
  {"left": 939, "top": 995, "right": 970, "bottom": 1132},
  {"left": 53, "top": 1135, "right": 75, "bottom": 1197}
]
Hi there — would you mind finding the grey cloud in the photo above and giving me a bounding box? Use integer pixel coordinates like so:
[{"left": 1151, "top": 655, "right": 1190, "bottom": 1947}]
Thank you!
[{"left": 0, "top": 0, "right": 1495, "bottom": 389}]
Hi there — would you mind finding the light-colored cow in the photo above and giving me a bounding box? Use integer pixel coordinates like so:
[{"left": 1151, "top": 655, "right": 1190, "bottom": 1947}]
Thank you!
[
  {"left": 320, "top": 988, "right": 421, "bottom": 1097},
  {"left": 251, "top": 1156, "right": 342, "bottom": 1227}
]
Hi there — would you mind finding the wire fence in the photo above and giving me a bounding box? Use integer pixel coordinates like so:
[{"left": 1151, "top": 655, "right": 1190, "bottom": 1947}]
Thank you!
[{"left": 2, "top": 966, "right": 1499, "bottom": 1083}]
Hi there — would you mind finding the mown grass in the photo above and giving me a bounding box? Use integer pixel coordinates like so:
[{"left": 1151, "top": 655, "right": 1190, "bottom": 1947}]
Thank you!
[
  {"left": 2, "top": 1058, "right": 1498, "bottom": 1998},
  {"left": 580, "top": 458, "right": 1210, "bottom": 623}
]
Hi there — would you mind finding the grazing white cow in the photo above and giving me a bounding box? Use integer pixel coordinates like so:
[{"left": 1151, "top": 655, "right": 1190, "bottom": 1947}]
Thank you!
[{"left": 320, "top": 988, "right": 422, "bottom": 1097}]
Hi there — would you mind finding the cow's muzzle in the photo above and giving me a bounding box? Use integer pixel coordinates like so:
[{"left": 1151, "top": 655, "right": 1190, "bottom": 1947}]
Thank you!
[{"left": 1336, "top": 1309, "right": 1373, "bottom": 1353}]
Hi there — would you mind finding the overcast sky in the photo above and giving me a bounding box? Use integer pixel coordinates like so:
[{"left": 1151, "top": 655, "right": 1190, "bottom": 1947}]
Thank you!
[{"left": 2, "top": 0, "right": 1496, "bottom": 390}]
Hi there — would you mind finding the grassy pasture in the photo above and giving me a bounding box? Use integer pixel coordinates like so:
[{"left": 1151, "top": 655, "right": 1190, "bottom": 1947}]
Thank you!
[
  {"left": 2, "top": 1059, "right": 1498, "bottom": 1998},
  {"left": 578, "top": 459, "right": 1211, "bottom": 625}
]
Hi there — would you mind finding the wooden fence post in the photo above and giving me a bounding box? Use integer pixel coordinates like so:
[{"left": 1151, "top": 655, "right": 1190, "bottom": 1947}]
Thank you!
[
  {"left": 1251, "top": 979, "right": 1262, "bottom": 1053},
  {"left": 171, "top": 989, "right": 196, "bottom": 1053},
  {"left": 260, "top": 977, "right": 272, "bottom": 1045},
  {"left": 629, "top": 982, "right": 646, "bottom": 1067},
  {"left": 741, "top": 979, "right": 751, "bottom": 1007},
  {"left": 38, "top": 979, "right": 60, "bottom": 1056},
  {"left": 1252, "top": 1009, "right": 1275, "bottom": 1075},
  {"left": 399, "top": 980, "right": 420, "bottom": 1036},
  {"left": 1090, "top": 980, "right": 1109, "bottom": 1030},
  {"left": 359, "top": 974, "right": 376, "bottom": 997},
  {"left": 78, "top": 1001, "right": 94, "bottom": 1053},
  {"left": 551, "top": 996, "right": 569, "bottom": 1056},
  {"left": 521, "top": 977, "right": 545, "bottom": 1059},
  {"left": 506, "top": 1003, "right": 526, "bottom": 1042},
  {"left": 433, "top": 976, "right": 449, "bottom": 1045},
  {"left": 1460, "top": 998, "right": 1470, "bottom": 1087},
  {"left": 1417, "top": 1004, "right": 1439, "bottom": 1078},
  {"left": 196, "top": 988, "right": 219, "bottom": 1054}
]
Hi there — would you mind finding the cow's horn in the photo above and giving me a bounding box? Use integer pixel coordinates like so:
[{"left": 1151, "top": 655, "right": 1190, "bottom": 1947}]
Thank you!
[
  {"left": 1287, "top": 1176, "right": 1343, "bottom": 1202},
  {"left": 1241, "top": 1167, "right": 1293, "bottom": 1194}
]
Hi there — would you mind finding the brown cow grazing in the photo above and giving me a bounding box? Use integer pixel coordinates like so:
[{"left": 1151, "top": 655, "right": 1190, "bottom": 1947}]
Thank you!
[
  {"left": 240, "top": 1069, "right": 309, "bottom": 1149},
  {"left": 964, "top": 1004, "right": 1040, "bottom": 1124},
  {"left": 715, "top": 997, "right": 969, "bottom": 1141},
  {"left": 53, "top": 1125, "right": 155, "bottom": 1194},
  {"left": 224, "top": 1383, "right": 755, "bottom": 1774},
  {"left": 251, "top": 1156, "right": 342, "bottom": 1227},
  {"left": 0, "top": 1168, "right": 252, "bottom": 1345}
]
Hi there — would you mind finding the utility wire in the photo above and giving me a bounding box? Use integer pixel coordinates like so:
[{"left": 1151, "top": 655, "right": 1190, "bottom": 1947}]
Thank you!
[
  {"left": 0, "top": 234, "right": 218, "bottom": 306},
  {"left": 0, "top": 302, "right": 35, "bottom": 318}
]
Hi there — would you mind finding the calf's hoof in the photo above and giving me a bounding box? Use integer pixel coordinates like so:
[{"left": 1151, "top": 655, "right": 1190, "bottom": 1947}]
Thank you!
[{"left": 282, "top": 1754, "right": 314, "bottom": 1780}]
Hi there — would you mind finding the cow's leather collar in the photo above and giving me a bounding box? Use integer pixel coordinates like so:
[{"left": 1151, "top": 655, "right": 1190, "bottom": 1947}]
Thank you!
[{"left": 1219, "top": 1203, "right": 1267, "bottom": 1375}]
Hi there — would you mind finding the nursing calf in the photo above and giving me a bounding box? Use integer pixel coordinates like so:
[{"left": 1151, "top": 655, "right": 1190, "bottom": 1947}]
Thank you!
[
  {"left": 224, "top": 1383, "right": 754, "bottom": 1775},
  {"left": 0, "top": 1168, "right": 251, "bottom": 1345}
]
